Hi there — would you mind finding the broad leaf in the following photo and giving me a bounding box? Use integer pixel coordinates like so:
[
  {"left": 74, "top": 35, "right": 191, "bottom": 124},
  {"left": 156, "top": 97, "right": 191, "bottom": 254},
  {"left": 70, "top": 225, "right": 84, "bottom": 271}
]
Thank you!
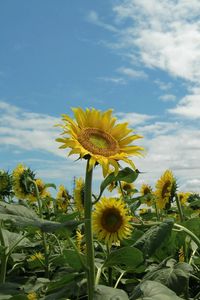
[
  {"left": 133, "top": 219, "right": 174, "bottom": 257},
  {"left": 132, "top": 280, "right": 184, "bottom": 300},
  {"left": 104, "top": 246, "right": 143, "bottom": 270},
  {"left": 94, "top": 285, "right": 129, "bottom": 300}
]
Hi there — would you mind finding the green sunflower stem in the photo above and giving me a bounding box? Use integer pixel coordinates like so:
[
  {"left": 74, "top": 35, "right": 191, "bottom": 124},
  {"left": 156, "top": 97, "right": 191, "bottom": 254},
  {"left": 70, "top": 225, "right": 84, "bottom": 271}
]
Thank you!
[
  {"left": 107, "top": 244, "right": 113, "bottom": 286},
  {"left": 31, "top": 180, "right": 49, "bottom": 278},
  {"left": 0, "top": 221, "right": 8, "bottom": 283},
  {"left": 84, "top": 160, "right": 95, "bottom": 300},
  {"left": 175, "top": 193, "right": 184, "bottom": 222}
]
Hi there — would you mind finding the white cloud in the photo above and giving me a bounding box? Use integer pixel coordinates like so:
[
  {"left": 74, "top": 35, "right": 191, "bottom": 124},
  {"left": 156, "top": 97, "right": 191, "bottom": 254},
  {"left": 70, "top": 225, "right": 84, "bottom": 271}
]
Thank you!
[
  {"left": 159, "top": 94, "right": 176, "bottom": 102},
  {"left": 87, "top": 10, "right": 118, "bottom": 33},
  {"left": 169, "top": 93, "right": 200, "bottom": 118},
  {"left": 115, "top": 112, "right": 154, "bottom": 126},
  {"left": 98, "top": 76, "right": 126, "bottom": 84},
  {"left": 117, "top": 67, "right": 148, "bottom": 79}
]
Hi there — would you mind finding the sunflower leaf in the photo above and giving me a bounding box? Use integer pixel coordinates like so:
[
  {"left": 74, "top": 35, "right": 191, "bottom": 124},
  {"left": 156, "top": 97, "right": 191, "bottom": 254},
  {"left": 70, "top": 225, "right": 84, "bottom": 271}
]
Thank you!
[
  {"left": 99, "top": 167, "right": 139, "bottom": 199},
  {"left": 94, "top": 285, "right": 129, "bottom": 300},
  {"left": 133, "top": 219, "right": 174, "bottom": 257},
  {"left": 104, "top": 246, "right": 143, "bottom": 269},
  {"left": 131, "top": 280, "right": 184, "bottom": 300}
]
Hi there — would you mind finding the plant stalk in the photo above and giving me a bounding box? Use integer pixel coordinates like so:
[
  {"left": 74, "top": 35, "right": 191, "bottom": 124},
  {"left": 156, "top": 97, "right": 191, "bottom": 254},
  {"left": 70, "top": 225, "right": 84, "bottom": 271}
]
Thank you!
[
  {"left": 175, "top": 193, "right": 184, "bottom": 222},
  {"left": 84, "top": 159, "right": 95, "bottom": 300},
  {"left": 0, "top": 222, "right": 8, "bottom": 283}
]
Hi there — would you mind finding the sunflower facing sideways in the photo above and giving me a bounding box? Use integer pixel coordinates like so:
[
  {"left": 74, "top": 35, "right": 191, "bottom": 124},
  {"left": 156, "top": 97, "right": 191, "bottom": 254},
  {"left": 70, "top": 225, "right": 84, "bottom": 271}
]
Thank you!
[
  {"left": 56, "top": 108, "right": 144, "bottom": 176},
  {"left": 93, "top": 197, "right": 132, "bottom": 247},
  {"left": 154, "top": 170, "right": 177, "bottom": 210}
]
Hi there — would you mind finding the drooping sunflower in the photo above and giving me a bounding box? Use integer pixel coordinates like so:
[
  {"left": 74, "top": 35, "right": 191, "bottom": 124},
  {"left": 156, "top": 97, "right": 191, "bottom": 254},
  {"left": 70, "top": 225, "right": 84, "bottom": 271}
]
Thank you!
[
  {"left": 178, "top": 192, "right": 190, "bottom": 206},
  {"left": 12, "top": 164, "right": 36, "bottom": 200},
  {"left": 56, "top": 108, "right": 144, "bottom": 176},
  {"left": 74, "top": 177, "right": 85, "bottom": 212},
  {"left": 0, "top": 170, "right": 13, "bottom": 199},
  {"left": 140, "top": 183, "right": 154, "bottom": 206},
  {"left": 93, "top": 197, "right": 132, "bottom": 247},
  {"left": 118, "top": 181, "right": 135, "bottom": 197},
  {"left": 154, "top": 170, "right": 177, "bottom": 210},
  {"left": 56, "top": 184, "right": 70, "bottom": 212}
]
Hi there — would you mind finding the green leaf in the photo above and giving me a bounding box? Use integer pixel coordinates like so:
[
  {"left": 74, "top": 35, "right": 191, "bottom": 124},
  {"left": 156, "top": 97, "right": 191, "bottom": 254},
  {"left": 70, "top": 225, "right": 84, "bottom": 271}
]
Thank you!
[
  {"left": 1, "top": 229, "right": 30, "bottom": 254},
  {"left": 44, "top": 183, "right": 57, "bottom": 190},
  {"left": 182, "top": 218, "right": 200, "bottom": 238},
  {"left": 133, "top": 219, "right": 174, "bottom": 257},
  {"left": 0, "top": 202, "right": 80, "bottom": 233},
  {"left": 99, "top": 167, "right": 139, "bottom": 199},
  {"left": 94, "top": 285, "right": 129, "bottom": 300},
  {"left": 104, "top": 246, "right": 143, "bottom": 269},
  {"left": 143, "top": 259, "right": 193, "bottom": 295},
  {"left": 132, "top": 280, "right": 184, "bottom": 300},
  {"left": 62, "top": 249, "right": 86, "bottom": 271}
]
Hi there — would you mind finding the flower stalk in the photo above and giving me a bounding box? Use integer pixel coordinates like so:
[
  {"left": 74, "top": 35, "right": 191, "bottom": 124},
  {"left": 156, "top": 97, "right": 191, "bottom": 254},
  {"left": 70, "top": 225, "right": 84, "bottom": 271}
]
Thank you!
[
  {"left": 84, "top": 159, "right": 95, "bottom": 300},
  {"left": 175, "top": 193, "right": 184, "bottom": 222},
  {"left": 0, "top": 221, "right": 8, "bottom": 283},
  {"left": 31, "top": 180, "right": 50, "bottom": 278}
]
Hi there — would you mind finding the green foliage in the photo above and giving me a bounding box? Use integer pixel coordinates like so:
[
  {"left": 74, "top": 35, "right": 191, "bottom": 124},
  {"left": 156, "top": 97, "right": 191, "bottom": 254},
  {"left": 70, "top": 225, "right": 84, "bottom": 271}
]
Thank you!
[
  {"left": 133, "top": 219, "right": 174, "bottom": 257},
  {"left": 94, "top": 285, "right": 129, "bottom": 300}
]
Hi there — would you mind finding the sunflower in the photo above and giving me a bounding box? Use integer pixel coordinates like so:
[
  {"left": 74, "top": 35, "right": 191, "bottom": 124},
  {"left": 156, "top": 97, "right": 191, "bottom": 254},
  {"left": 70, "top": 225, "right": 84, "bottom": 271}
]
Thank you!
[
  {"left": 154, "top": 170, "right": 177, "bottom": 210},
  {"left": 140, "top": 183, "right": 154, "bottom": 206},
  {"left": 27, "top": 292, "right": 38, "bottom": 300},
  {"left": 12, "top": 164, "right": 36, "bottom": 200},
  {"left": 29, "top": 252, "right": 45, "bottom": 262},
  {"left": 76, "top": 229, "right": 85, "bottom": 253},
  {"left": 178, "top": 192, "right": 190, "bottom": 206},
  {"left": 93, "top": 197, "right": 132, "bottom": 247},
  {"left": 118, "top": 181, "right": 135, "bottom": 197},
  {"left": 29, "top": 178, "right": 50, "bottom": 202},
  {"left": 56, "top": 108, "right": 144, "bottom": 176},
  {"left": 0, "top": 170, "right": 13, "bottom": 199},
  {"left": 56, "top": 185, "right": 70, "bottom": 212},
  {"left": 74, "top": 177, "right": 85, "bottom": 212}
]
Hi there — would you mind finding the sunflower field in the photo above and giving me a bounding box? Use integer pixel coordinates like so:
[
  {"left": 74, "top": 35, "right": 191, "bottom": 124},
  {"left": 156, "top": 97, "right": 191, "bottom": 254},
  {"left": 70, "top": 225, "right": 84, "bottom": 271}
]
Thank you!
[{"left": 0, "top": 108, "right": 200, "bottom": 300}]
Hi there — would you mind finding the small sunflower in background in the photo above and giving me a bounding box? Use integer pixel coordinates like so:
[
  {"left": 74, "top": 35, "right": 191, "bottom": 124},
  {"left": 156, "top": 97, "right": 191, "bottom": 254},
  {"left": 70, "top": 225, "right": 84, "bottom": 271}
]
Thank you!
[
  {"left": 154, "top": 170, "right": 177, "bottom": 210},
  {"left": 76, "top": 229, "right": 85, "bottom": 253},
  {"left": 27, "top": 291, "right": 38, "bottom": 300},
  {"left": 56, "top": 107, "right": 144, "bottom": 177},
  {"left": 93, "top": 197, "right": 132, "bottom": 247},
  {"left": 118, "top": 181, "right": 135, "bottom": 197},
  {"left": 140, "top": 183, "right": 154, "bottom": 206},
  {"left": 12, "top": 164, "right": 36, "bottom": 200},
  {"left": 0, "top": 170, "right": 13, "bottom": 200},
  {"left": 56, "top": 184, "right": 70, "bottom": 212},
  {"left": 29, "top": 252, "right": 45, "bottom": 262},
  {"left": 178, "top": 192, "right": 190, "bottom": 206},
  {"left": 29, "top": 178, "right": 50, "bottom": 202},
  {"left": 74, "top": 177, "right": 85, "bottom": 212}
]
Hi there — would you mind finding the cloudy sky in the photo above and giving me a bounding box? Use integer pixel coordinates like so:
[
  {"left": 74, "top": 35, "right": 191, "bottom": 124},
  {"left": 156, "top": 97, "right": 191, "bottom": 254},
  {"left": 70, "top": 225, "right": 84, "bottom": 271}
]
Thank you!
[{"left": 0, "top": 0, "right": 200, "bottom": 194}]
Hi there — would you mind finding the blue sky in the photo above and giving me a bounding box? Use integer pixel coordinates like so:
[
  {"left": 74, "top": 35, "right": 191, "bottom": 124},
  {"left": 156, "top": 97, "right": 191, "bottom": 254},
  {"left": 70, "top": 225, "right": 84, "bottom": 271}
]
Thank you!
[{"left": 0, "top": 0, "right": 200, "bottom": 194}]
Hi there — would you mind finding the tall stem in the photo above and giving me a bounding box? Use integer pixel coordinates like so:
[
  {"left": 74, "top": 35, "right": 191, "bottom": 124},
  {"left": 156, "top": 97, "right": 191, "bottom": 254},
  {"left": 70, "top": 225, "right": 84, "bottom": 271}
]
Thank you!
[
  {"left": 0, "top": 221, "right": 8, "bottom": 283},
  {"left": 84, "top": 160, "right": 95, "bottom": 300},
  {"left": 31, "top": 180, "right": 49, "bottom": 278},
  {"left": 175, "top": 194, "right": 184, "bottom": 222}
]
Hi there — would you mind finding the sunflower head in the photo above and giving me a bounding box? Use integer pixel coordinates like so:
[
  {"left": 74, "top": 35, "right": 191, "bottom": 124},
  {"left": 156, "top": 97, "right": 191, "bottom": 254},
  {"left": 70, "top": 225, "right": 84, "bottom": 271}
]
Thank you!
[
  {"left": 27, "top": 292, "right": 38, "bottom": 300},
  {"left": 155, "top": 170, "right": 177, "bottom": 210},
  {"left": 74, "top": 177, "right": 85, "bottom": 212},
  {"left": 56, "top": 107, "right": 144, "bottom": 176},
  {"left": 0, "top": 170, "right": 13, "bottom": 199},
  {"left": 118, "top": 181, "right": 135, "bottom": 197},
  {"left": 29, "top": 252, "right": 45, "bottom": 262},
  {"left": 178, "top": 192, "right": 190, "bottom": 206},
  {"left": 28, "top": 178, "right": 50, "bottom": 202},
  {"left": 93, "top": 197, "right": 132, "bottom": 247},
  {"left": 12, "top": 164, "right": 36, "bottom": 200},
  {"left": 76, "top": 229, "right": 85, "bottom": 253},
  {"left": 56, "top": 185, "right": 70, "bottom": 212},
  {"left": 140, "top": 183, "right": 154, "bottom": 206}
]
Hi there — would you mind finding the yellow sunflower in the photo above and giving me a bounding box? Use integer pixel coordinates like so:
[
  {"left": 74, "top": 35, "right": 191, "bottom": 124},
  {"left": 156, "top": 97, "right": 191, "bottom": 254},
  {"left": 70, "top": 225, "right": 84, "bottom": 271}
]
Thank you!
[
  {"left": 74, "top": 177, "right": 85, "bottom": 212},
  {"left": 93, "top": 197, "right": 132, "bottom": 247},
  {"left": 140, "top": 183, "right": 154, "bottom": 206},
  {"left": 29, "top": 178, "right": 50, "bottom": 202},
  {"left": 27, "top": 292, "right": 37, "bottom": 300},
  {"left": 118, "top": 181, "right": 135, "bottom": 197},
  {"left": 76, "top": 229, "right": 85, "bottom": 253},
  {"left": 56, "top": 184, "right": 70, "bottom": 212},
  {"left": 12, "top": 164, "right": 36, "bottom": 200},
  {"left": 178, "top": 192, "right": 190, "bottom": 206},
  {"left": 29, "top": 252, "right": 45, "bottom": 262},
  {"left": 56, "top": 108, "right": 144, "bottom": 176},
  {"left": 154, "top": 170, "right": 177, "bottom": 210}
]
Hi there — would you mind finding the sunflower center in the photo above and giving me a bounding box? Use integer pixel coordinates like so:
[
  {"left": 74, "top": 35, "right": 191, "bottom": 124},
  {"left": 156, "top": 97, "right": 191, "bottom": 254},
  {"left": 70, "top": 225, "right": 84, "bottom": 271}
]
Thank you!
[
  {"left": 78, "top": 128, "right": 119, "bottom": 157},
  {"left": 161, "top": 180, "right": 171, "bottom": 198},
  {"left": 101, "top": 207, "right": 123, "bottom": 233}
]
